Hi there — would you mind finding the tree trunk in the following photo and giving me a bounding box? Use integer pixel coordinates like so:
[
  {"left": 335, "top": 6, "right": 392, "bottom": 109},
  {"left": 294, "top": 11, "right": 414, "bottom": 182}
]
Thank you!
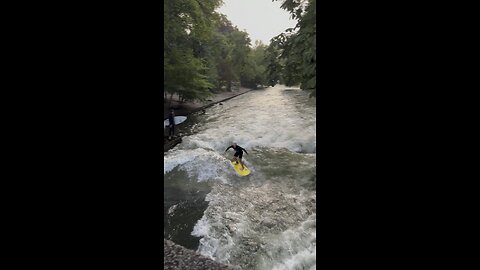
[{"left": 227, "top": 80, "right": 232, "bottom": 91}]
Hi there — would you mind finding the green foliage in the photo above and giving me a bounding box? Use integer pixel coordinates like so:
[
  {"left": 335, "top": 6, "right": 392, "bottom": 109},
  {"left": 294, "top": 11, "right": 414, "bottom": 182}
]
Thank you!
[
  {"left": 240, "top": 42, "right": 269, "bottom": 88},
  {"left": 164, "top": 48, "right": 213, "bottom": 102},
  {"left": 265, "top": 39, "right": 283, "bottom": 87},
  {"left": 267, "top": 0, "right": 316, "bottom": 96},
  {"left": 164, "top": 0, "right": 271, "bottom": 102},
  {"left": 164, "top": 0, "right": 222, "bottom": 101}
]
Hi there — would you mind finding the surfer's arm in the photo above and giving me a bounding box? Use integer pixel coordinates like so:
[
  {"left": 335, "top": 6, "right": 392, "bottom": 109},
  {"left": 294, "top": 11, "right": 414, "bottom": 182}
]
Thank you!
[
  {"left": 224, "top": 145, "right": 233, "bottom": 152},
  {"left": 242, "top": 147, "right": 248, "bottom": 155}
]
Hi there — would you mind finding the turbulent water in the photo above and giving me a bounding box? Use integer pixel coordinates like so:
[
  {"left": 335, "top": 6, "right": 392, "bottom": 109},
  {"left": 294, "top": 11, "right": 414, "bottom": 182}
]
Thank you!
[{"left": 164, "top": 85, "right": 316, "bottom": 270}]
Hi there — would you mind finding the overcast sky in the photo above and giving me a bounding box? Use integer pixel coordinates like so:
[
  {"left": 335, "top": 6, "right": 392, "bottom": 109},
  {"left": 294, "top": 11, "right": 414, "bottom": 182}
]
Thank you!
[{"left": 217, "top": 0, "right": 297, "bottom": 46}]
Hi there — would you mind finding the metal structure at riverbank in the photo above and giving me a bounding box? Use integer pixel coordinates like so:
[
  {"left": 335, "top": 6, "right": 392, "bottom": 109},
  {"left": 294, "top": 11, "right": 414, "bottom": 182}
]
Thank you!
[
  {"left": 163, "top": 89, "right": 252, "bottom": 120},
  {"left": 164, "top": 89, "right": 252, "bottom": 152}
]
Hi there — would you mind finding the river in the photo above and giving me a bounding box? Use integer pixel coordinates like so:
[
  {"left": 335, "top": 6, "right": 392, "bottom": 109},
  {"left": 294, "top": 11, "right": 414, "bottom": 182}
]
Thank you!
[{"left": 164, "top": 85, "right": 316, "bottom": 270}]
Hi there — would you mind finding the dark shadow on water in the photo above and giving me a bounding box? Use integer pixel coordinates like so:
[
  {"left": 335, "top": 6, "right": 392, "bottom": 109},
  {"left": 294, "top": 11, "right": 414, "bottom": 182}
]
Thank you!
[{"left": 164, "top": 169, "right": 212, "bottom": 250}]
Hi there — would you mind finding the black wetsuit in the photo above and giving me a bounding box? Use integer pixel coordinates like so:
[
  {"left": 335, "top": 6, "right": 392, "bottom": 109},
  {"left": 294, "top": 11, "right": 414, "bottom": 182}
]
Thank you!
[
  {"left": 168, "top": 113, "right": 175, "bottom": 137},
  {"left": 225, "top": 145, "right": 248, "bottom": 159}
]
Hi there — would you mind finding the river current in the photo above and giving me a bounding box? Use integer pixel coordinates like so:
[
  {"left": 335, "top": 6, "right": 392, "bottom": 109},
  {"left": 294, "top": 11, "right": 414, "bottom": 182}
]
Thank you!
[{"left": 164, "top": 85, "right": 316, "bottom": 270}]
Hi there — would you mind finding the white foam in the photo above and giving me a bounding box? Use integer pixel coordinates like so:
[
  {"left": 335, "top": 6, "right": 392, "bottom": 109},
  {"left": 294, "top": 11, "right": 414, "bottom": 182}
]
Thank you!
[
  {"left": 265, "top": 214, "right": 317, "bottom": 270},
  {"left": 167, "top": 204, "right": 178, "bottom": 215},
  {"left": 164, "top": 148, "right": 234, "bottom": 182},
  {"left": 192, "top": 217, "right": 219, "bottom": 260},
  {"left": 169, "top": 86, "right": 316, "bottom": 155},
  {"left": 166, "top": 86, "right": 316, "bottom": 268},
  {"left": 163, "top": 149, "right": 199, "bottom": 174},
  {"left": 192, "top": 209, "right": 236, "bottom": 262},
  {"left": 192, "top": 215, "right": 210, "bottom": 238},
  {"left": 191, "top": 179, "right": 316, "bottom": 269},
  {"left": 271, "top": 249, "right": 316, "bottom": 270}
]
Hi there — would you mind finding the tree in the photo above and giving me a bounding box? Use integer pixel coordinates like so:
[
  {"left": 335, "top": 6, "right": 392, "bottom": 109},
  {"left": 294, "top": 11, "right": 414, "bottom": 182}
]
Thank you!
[
  {"left": 239, "top": 41, "right": 269, "bottom": 88},
  {"left": 164, "top": 0, "right": 267, "bottom": 103},
  {"left": 267, "top": 0, "right": 316, "bottom": 96},
  {"left": 164, "top": 0, "right": 223, "bottom": 102}
]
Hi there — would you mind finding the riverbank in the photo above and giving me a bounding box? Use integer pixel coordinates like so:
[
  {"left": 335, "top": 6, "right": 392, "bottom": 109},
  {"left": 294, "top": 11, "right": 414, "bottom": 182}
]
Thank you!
[
  {"left": 163, "top": 87, "right": 253, "bottom": 151},
  {"left": 163, "top": 87, "right": 252, "bottom": 119}
]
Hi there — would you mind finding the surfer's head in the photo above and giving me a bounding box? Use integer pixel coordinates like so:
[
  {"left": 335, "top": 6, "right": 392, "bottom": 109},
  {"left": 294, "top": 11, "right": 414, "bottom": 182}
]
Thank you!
[{"left": 233, "top": 143, "right": 237, "bottom": 147}]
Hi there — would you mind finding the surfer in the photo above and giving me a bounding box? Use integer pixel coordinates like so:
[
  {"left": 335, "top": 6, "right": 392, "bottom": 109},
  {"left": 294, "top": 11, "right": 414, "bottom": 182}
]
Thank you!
[
  {"left": 225, "top": 143, "right": 248, "bottom": 170},
  {"left": 168, "top": 110, "right": 175, "bottom": 140}
]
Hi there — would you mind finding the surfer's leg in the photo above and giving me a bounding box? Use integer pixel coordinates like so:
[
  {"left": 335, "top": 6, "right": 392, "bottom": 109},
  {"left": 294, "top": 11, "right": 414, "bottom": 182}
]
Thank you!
[
  {"left": 233, "top": 153, "right": 240, "bottom": 164},
  {"left": 168, "top": 125, "right": 174, "bottom": 139},
  {"left": 238, "top": 154, "right": 245, "bottom": 169}
]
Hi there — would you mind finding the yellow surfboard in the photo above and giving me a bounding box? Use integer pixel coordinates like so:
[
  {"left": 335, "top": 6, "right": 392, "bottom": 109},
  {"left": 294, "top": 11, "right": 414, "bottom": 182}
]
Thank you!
[{"left": 231, "top": 161, "right": 251, "bottom": 176}]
